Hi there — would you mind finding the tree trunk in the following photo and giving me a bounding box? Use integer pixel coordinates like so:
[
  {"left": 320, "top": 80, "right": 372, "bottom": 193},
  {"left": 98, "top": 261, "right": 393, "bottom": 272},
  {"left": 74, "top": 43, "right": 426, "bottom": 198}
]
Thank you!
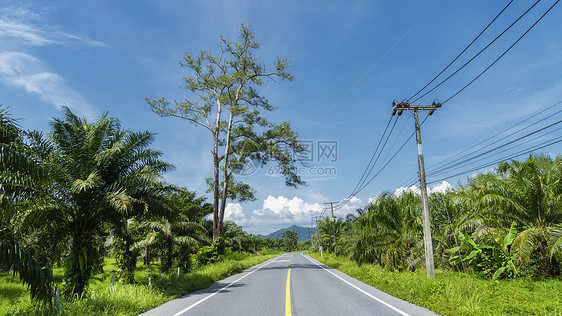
[
  {"left": 212, "top": 101, "right": 223, "bottom": 241},
  {"left": 217, "top": 112, "right": 235, "bottom": 241},
  {"left": 145, "top": 246, "right": 150, "bottom": 267},
  {"left": 121, "top": 235, "right": 136, "bottom": 284},
  {"left": 212, "top": 133, "right": 221, "bottom": 241},
  {"left": 65, "top": 225, "right": 96, "bottom": 298}
]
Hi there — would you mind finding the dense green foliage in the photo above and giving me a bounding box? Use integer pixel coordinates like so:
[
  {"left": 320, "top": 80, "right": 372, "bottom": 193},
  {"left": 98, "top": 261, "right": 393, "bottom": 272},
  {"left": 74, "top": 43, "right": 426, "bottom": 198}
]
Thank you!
[
  {"left": 0, "top": 106, "right": 273, "bottom": 310},
  {"left": 282, "top": 230, "right": 298, "bottom": 251},
  {"left": 312, "top": 154, "right": 562, "bottom": 280}
]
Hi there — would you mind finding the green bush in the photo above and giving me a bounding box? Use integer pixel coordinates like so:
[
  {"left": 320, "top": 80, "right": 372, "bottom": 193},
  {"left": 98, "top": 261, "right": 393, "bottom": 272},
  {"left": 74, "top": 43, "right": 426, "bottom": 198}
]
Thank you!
[{"left": 192, "top": 237, "right": 227, "bottom": 267}]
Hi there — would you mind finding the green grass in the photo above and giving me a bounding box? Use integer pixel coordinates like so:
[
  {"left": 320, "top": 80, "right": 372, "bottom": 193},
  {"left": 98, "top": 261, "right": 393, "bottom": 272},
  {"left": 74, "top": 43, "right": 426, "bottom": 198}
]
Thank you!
[
  {"left": 308, "top": 252, "right": 562, "bottom": 316},
  {"left": 0, "top": 250, "right": 281, "bottom": 316}
]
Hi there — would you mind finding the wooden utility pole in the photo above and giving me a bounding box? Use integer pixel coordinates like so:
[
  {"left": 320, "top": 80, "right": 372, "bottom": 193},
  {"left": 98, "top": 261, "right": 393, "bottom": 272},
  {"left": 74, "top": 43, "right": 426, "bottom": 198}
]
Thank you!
[
  {"left": 391, "top": 100, "right": 441, "bottom": 278},
  {"left": 324, "top": 202, "right": 339, "bottom": 255}
]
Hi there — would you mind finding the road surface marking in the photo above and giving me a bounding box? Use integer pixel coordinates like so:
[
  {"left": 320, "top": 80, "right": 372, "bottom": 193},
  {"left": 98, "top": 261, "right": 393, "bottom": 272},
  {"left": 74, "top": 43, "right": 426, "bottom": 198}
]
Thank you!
[
  {"left": 285, "top": 268, "right": 292, "bottom": 316},
  {"left": 275, "top": 260, "right": 291, "bottom": 262},
  {"left": 170, "top": 257, "right": 278, "bottom": 316},
  {"left": 303, "top": 255, "right": 411, "bottom": 316}
]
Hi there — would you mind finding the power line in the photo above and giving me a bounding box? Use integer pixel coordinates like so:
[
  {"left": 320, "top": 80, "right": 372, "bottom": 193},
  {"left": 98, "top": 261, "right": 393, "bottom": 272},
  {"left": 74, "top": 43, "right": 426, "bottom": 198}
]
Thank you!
[
  {"left": 424, "top": 100, "right": 562, "bottom": 176},
  {"left": 427, "top": 118, "right": 562, "bottom": 179},
  {"left": 408, "top": 0, "right": 514, "bottom": 102},
  {"left": 353, "top": 115, "right": 400, "bottom": 195},
  {"left": 351, "top": 115, "right": 394, "bottom": 195},
  {"left": 430, "top": 124, "right": 562, "bottom": 179},
  {"left": 428, "top": 104, "right": 562, "bottom": 177},
  {"left": 443, "top": 0, "right": 559, "bottom": 104},
  {"left": 355, "top": 114, "right": 430, "bottom": 195},
  {"left": 427, "top": 135, "right": 562, "bottom": 184},
  {"left": 415, "top": 100, "right": 562, "bottom": 185},
  {"left": 398, "top": 1, "right": 560, "bottom": 187},
  {"left": 412, "top": 0, "right": 542, "bottom": 104},
  {"left": 331, "top": 0, "right": 559, "bottom": 211},
  {"left": 312, "top": 25, "right": 414, "bottom": 126}
]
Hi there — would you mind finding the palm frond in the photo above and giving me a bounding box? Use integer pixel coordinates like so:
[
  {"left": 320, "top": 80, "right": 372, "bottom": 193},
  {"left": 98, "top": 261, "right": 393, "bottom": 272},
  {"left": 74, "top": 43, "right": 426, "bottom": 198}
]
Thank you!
[{"left": 0, "top": 239, "right": 52, "bottom": 304}]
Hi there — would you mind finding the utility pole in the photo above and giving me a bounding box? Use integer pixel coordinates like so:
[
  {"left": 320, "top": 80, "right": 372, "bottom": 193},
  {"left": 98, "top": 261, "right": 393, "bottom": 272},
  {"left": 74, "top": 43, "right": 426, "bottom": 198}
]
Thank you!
[
  {"left": 324, "top": 202, "right": 339, "bottom": 255},
  {"left": 309, "top": 217, "right": 312, "bottom": 242},
  {"left": 391, "top": 100, "right": 441, "bottom": 278},
  {"left": 312, "top": 215, "right": 322, "bottom": 251}
]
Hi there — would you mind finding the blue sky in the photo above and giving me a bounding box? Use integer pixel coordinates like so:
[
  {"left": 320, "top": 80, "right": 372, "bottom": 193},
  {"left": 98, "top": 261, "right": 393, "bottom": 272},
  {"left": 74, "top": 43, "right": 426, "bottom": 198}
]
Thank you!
[{"left": 2, "top": 0, "right": 561, "bottom": 234}]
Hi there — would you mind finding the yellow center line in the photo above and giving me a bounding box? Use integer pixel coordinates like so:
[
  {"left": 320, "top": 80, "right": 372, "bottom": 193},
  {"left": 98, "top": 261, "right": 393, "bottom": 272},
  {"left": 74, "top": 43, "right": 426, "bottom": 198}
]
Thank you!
[{"left": 285, "top": 268, "right": 291, "bottom": 316}]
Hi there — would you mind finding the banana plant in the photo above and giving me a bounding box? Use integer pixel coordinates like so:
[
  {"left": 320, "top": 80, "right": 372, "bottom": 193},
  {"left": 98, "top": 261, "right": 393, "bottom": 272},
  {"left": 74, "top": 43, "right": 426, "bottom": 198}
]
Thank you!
[{"left": 448, "top": 221, "right": 518, "bottom": 279}]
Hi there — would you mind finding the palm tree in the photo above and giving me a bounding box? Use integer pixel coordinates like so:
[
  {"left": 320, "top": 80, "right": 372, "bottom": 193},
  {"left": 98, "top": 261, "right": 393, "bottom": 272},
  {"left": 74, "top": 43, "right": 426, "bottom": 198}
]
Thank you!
[
  {"left": 317, "top": 217, "right": 344, "bottom": 254},
  {"left": 352, "top": 192, "right": 423, "bottom": 271},
  {"left": 0, "top": 107, "right": 53, "bottom": 304},
  {"left": 282, "top": 230, "right": 298, "bottom": 252},
  {"left": 134, "top": 215, "right": 206, "bottom": 274},
  {"left": 223, "top": 222, "right": 252, "bottom": 252},
  {"left": 22, "top": 107, "right": 174, "bottom": 296},
  {"left": 263, "top": 237, "right": 280, "bottom": 250},
  {"left": 468, "top": 155, "right": 562, "bottom": 277},
  {"left": 430, "top": 191, "right": 480, "bottom": 267}
]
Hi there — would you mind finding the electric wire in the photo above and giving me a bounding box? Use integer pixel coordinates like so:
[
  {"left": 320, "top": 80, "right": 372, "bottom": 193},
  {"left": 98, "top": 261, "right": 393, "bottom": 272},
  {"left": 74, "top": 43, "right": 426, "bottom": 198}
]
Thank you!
[
  {"left": 379, "top": 113, "right": 411, "bottom": 168},
  {"left": 442, "top": 0, "right": 559, "bottom": 105},
  {"left": 412, "top": 0, "right": 542, "bottom": 104},
  {"left": 415, "top": 99, "right": 562, "bottom": 185},
  {"left": 434, "top": 124, "right": 562, "bottom": 178},
  {"left": 428, "top": 105, "right": 562, "bottom": 177},
  {"left": 424, "top": 100, "right": 562, "bottom": 176},
  {"left": 334, "top": 114, "right": 400, "bottom": 211},
  {"left": 399, "top": 2, "right": 560, "bottom": 188},
  {"left": 350, "top": 115, "right": 394, "bottom": 195},
  {"left": 355, "top": 114, "right": 430, "bottom": 195},
  {"left": 353, "top": 115, "right": 401, "bottom": 195},
  {"left": 427, "top": 123, "right": 562, "bottom": 181},
  {"left": 414, "top": 118, "right": 562, "bottom": 186},
  {"left": 331, "top": 0, "right": 559, "bottom": 211},
  {"left": 408, "top": 0, "right": 514, "bottom": 102},
  {"left": 427, "top": 135, "right": 562, "bottom": 184}
]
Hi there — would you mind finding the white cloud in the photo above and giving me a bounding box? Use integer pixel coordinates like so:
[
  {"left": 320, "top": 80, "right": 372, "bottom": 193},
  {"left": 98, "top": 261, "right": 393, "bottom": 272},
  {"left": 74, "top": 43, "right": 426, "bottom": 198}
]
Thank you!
[
  {"left": 429, "top": 181, "right": 453, "bottom": 194},
  {"left": 224, "top": 203, "right": 248, "bottom": 224},
  {"left": 332, "top": 196, "right": 363, "bottom": 217},
  {"left": 227, "top": 195, "right": 324, "bottom": 234},
  {"left": 235, "top": 195, "right": 366, "bottom": 235},
  {"left": 0, "top": 6, "right": 105, "bottom": 119},
  {"left": 0, "top": 51, "right": 96, "bottom": 118},
  {"left": 0, "top": 18, "right": 107, "bottom": 47},
  {"left": 395, "top": 185, "right": 420, "bottom": 197},
  {"left": 259, "top": 195, "right": 323, "bottom": 218},
  {"left": 394, "top": 181, "right": 452, "bottom": 197}
]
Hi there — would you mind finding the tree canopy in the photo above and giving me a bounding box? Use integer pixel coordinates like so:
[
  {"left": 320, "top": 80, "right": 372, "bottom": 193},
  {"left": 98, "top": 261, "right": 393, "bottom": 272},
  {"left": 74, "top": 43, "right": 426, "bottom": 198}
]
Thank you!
[{"left": 147, "top": 24, "right": 305, "bottom": 240}]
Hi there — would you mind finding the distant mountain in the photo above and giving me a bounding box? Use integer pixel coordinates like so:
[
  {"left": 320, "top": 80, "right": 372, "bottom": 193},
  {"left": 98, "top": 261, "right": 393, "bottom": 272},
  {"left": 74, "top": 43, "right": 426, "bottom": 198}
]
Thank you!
[{"left": 256, "top": 225, "right": 316, "bottom": 242}]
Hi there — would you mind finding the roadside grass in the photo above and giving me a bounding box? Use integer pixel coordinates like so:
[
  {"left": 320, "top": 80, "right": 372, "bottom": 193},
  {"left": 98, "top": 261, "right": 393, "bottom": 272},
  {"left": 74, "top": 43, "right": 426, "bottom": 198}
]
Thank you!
[
  {"left": 308, "top": 252, "right": 562, "bottom": 316},
  {"left": 0, "top": 250, "right": 281, "bottom": 316}
]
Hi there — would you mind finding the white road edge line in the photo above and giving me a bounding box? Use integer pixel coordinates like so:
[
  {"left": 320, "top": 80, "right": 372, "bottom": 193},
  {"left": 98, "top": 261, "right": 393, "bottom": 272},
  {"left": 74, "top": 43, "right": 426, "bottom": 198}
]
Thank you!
[
  {"left": 303, "top": 255, "right": 411, "bottom": 316},
  {"left": 171, "top": 257, "right": 279, "bottom": 316}
]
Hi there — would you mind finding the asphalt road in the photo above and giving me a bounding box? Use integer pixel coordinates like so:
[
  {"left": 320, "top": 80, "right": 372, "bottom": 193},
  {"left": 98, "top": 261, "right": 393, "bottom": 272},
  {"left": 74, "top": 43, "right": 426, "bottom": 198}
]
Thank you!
[{"left": 139, "top": 253, "right": 438, "bottom": 316}]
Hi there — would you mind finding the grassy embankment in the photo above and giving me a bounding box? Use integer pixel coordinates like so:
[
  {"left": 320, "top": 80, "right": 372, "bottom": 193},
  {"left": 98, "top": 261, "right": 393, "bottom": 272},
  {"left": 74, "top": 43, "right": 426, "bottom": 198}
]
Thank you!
[
  {"left": 309, "top": 252, "right": 562, "bottom": 316},
  {"left": 0, "top": 250, "right": 281, "bottom": 316}
]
